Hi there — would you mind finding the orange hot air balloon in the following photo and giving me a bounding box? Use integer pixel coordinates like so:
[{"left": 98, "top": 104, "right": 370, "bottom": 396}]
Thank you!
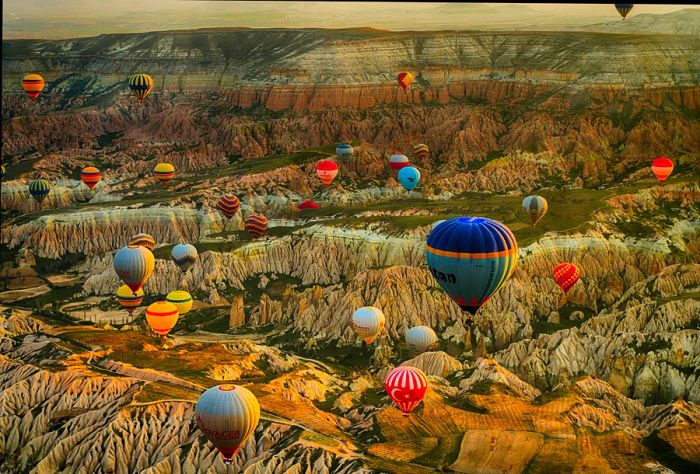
[
  {"left": 651, "top": 157, "right": 674, "bottom": 184},
  {"left": 397, "top": 72, "right": 414, "bottom": 92},
  {"left": 145, "top": 301, "right": 179, "bottom": 338},
  {"left": 316, "top": 160, "right": 338, "bottom": 186},
  {"left": 80, "top": 166, "right": 101, "bottom": 190},
  {"left": 553, "top": 263, "right": 580, "bottom": 294},
  {"left": 22, "top": 74, "right": 45, "bottom": 100}
]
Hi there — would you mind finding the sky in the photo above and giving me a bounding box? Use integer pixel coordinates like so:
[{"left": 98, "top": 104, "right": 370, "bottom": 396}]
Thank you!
[{"left": 2, "top": 1, "right": 697, "bottom": 39}]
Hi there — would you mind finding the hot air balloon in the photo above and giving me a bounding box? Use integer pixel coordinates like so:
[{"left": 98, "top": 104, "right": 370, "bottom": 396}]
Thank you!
[
  {"left": 113, "top": 245, "right": 155, "bottom": 293},
  {"left": 351, "top": 306, "right": 385, "bottom": 345},
  {"left": 171, "top": 243, "right": 198, "bottom": 272},
  {"left": 398, "top": 166, "right": 420, "bottom": 191},
  {"left": 553, "top": 263, "right": 580, "bottom": 294},
  {"left": 153, "top": 163, "right": 175, "bottom": 185},
  {"left": 80, "top": 166, "right": 101, "bottom": 190},
  {"left": 166, "top": 290, "right": 193, "bottom": 316},
  {"left": 116, "top": 284, "right": 144, "bottom": 315},
  {"left": 405, "top": 326, "right": 438, "bottom": 354},
  {"left": 651, "top": 157, "right": 674, "bottom": 184},
  {"left": 195, "top": 384, "right": 261, "bottom": 464},
  {"left": 316, "top": 160, "right": 338, "bottom": 186},
  {"left": 129, "top": 233, "right": 155, "bottom": 251},
  {"left": 145, "top": 301, "right": 179, "bottom": 337},
  {"left": 521, "top": 195, "right": 548, "bottom": 226},
  {"left": 336, "top": 143, "right": 354, "bottom": 162},
  {"left": 217, "top": 194, "right": 240, "bottom": 220},
  {"left": 425, "top": 217, "right": 518, "bottom": 315},
  {"left": 22, "top": 74, "right": 45, "bottom": 100},
  {"left": 297, "top": 200, "right": 319, "bottom": 211},
  {"left": 245, "top": 214, "right": 268, "bottom": 238},
  {"left": 615, "top": 4, "right": 633, "bottom": 19},
  {"left": 128, "top": 73, "right": 154, "bottom": 102},
  {"left": 389, "top": 154, "right": 410, "bottom": 171},
  {"left": 28, "top": 179, "right": 51, "bottom": 204},
  {"left": 397, "top": 72, "right": 414, "bottom": 92},
  {"left": 385, "top": 366, "right": 428, "bottom": 416},
  {"left": 413, "top": 143, "right": 429, "bottom": 161}
]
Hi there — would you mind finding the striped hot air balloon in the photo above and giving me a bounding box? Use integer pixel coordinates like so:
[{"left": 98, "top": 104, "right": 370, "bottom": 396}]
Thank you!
[
  {"left": 129, "top": 233, "right": 155, "bottom": 251},
  {"left": 217, "top": 194, "right": 240, "bottom": 220},
  {"left": 113, "top": 245, "right": 155, "bottom": 293},
  {"left": 245, "top": 214, "right": 268, "bottom": 238},
  {"left": 316, "top": 160, "right": 338, "bottom": 186},
  {"left": 28, "top": 179, "right": 51, "bottom": 203},
  {"left": 651, "top": 157, "right": 674, "bottom": 184},
  {"left": 425, "top": 217, "right": 518, "bottom": 315},
  {"left": 21, "top": 74, "right": 45, "bottom": 100},
  {"left": 397, "top": 72, "right": 414, "bottom": 92},
  {"left": 145, "top": 301, "right": 179, "bottom": 337},
  {"left": 116, "top": 284, "right": 144, "bottom": 315},
  {"left": 80, "top": 166, "right": 101, "bottom": 190},
  {"left": 521, "top": 195, "right": 548, "bottom": 226},
  {"left": 405, "top": 326, "right": 438, "bottom": 354},
  {"left": 398, "top": 166, "right": 420, "bottom": 191},
  {"left": 351, "top": 306, "right": 385, "bottom": 345},
  {"left": 553, "top": 263, "right": 580, "bottom": 294},
  {"left": 385, "top": 366, "right": 428, "bottom": 416},
  {"left": 413, "top": 143, "right": 429, "bottom": 161},
  {"left": 166, "top": 290, "right": 193, "bottom": 316},
  {"left": 153, "top": 163, "right": 175, "bottom": 185},
  {"left": 128, "top": 73, "right": 154, "bottom": 102},
  {"left": 171, "top": 243, "right": 198, "bottom": 272},
  {"left": 335, "top": 143, "right": 354, "bottom": 162},
  {"left": 615, "top": 4, "right": 633, "bottom": 19},
  {"left": 195, "top": 384, "right": 261, "bottom": 464},
  {"left": 389, "top": 154, "right": 410, "bottom": 170},
  {"left": 297, "top": 200, "right": 319, "bottom": 211}
]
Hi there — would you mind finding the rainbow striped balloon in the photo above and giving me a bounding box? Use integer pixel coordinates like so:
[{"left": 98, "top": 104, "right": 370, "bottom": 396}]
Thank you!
[{"left": 80, "top": 166, "right": 101, "bottom": 190}]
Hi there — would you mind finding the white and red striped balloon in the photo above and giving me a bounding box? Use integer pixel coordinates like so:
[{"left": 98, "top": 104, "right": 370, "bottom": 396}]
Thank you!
[{"left": 385, "top": 366, "right": 428, "bottom": 416}]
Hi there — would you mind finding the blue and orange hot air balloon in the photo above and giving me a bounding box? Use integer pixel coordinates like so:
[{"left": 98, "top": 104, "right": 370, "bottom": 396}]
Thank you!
[
  {"left": 113, "top": 245, "right": 155, "bottom": 294},
  {"left": 425, "top": 217, "right": 518, "bottom": 315},
  {"left": 128, "top": 73, "right": 154, "bottom": 102},
  {"left": 22, "top": 74, "right": 45, "bottom": 100}
]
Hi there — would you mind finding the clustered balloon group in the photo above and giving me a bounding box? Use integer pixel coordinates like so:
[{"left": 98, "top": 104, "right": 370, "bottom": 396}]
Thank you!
[{"left": 10, "top": 5, "right": 677, "bottom": 462}]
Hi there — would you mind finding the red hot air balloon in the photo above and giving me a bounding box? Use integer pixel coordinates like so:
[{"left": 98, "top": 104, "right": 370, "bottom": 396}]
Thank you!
[
  {"left": 297, "top": 200, "right": 319, "bottom": 211},
  {"left": 217, "top": 194, "right": 240, "bottom": 220},
  {"left": 245, "top": 214, "right": 268, "bottom": 238},
  {"left": 553, "top": 263, "right": 580, "bottom": 294},
  {"left": 80, "top": 166, "right": 101, "bottom": 190},
  {"left": 397, "top": 72, "right": 414, "bottom": 92},
  {"left": 316, "top": 160, "right": 338, "bottom": 186},
  {"left": 385, "top": 366, "right": 428, "bottom": 416},
  {"left": 651, "top": 157, "right": 674, "bottom": 184}
]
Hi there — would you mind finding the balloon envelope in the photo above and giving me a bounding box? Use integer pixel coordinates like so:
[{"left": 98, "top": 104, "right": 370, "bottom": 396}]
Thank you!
[
  {"left": 398, "top": 166, "right": 420, "bottom": 191},
  {"left": 521, "top": 195, "right": 548, "bottom": 226},
  {"left": 28, "top": 179, "right": 51, "bottom": 203},
  {"left": 145, "top": 301, "right": 179, "bottom": 337},
  {"left": 335, "top": 143, "right": 354, "bottom": 161},
  {"left": 352, "top": 306, "right": 385, "bottom": 344},
  {"left": 153, "top": 163, "right": 175, "bottom": 185},
  {"left": 113, "top": 245, "right": 155, "bottom": 293},
  {"left": 553, "top": 263, "right": 580, "bottom": 294},
  {"left": 195, "top": 384, "right": 261, "bottom": 464},
  {"left": 385, "top": 366, "right": 428, "bottom": 416},
  {"left": 297, "top": 200, "right": 319, "bottom": 211},
  {"left": 651, "top": 157, "right": 674, "bottom": 183},
  {"left": 413, "top": 144, "right": 429, "bottom": 161},
  {"left": 389, "top": 154, "right": 410, "bottom": 170},
  {"left": 116, "top": 285, "right": 144, "bottom": 315},
  {"left": 316, "top": 160, "right": 338, "bottom": 186},
  {"left": 22, "top": 73, "right": 45, "bottom": 100},
  {"left": 405, "top": 326, "right": 438, "bottom": 354},
  {"left": 166, "top": 290, "right": 193, "bottom": 316},
  {"left": 397, "top": 72, "right": 414, "bottom": 91},
  {"left": 245, "top": 214, "right": 268, "bottom": 237},
  {"left": 425, "top": 217, "right": 518, "bottom": 315},
  {"left": 128, "top": 73, "right": 154, "bottom": 102},
  {"left": 615, "top": 3, "right": 633, "bottom": 19},
  {"left": 217, "top": 195, "right": 240, "bottom": 220},
  {"left": 129, "top": 233, "right": 155, "bottom": 251},
  {"left": 80, "top": 166, "right": 101, "bottom": 190},
  {"left": 172, "top": 243, "right": 198, "bottom": 272}
]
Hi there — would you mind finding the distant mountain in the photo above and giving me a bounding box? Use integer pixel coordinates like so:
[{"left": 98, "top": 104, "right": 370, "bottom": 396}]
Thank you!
[{"left": 577, "top": 8, "right": 700, "bottom": 36}]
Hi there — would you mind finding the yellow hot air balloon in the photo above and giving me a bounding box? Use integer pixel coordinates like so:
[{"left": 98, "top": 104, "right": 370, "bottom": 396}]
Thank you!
[
  {"left": 166, "top": 290, "right": 193, "bottom": 316},
  {"left": 116, "top": 285, "right": 144, "bottom": 315},
  {"left": 153, "top": 163, "right": 175, "bottom": 185},
  {"left": 145, "top": 301, "right": 179, "bottom": 338},
  {"left": 128, "top": 73, "right": 154, "bottom": 102},
  {"left": 22, "top": 73, "right": 45, "bottom": 100}
]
